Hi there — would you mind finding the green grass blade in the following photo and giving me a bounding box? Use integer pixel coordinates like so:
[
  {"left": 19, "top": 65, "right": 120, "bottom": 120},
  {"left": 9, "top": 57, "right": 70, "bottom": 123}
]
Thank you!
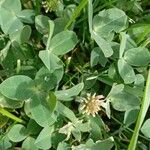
[
  {"left": 64, "top": 0, "right": 88, "bottom": 30},
  {"left": 88, "top": 0, "right": 93, "bottom": 33},
  {"left": 0, "top": 107, "right": 25, "bottom": 124},
  {"left": 128, "top": 68, "right": 150, "bottom": 150}
]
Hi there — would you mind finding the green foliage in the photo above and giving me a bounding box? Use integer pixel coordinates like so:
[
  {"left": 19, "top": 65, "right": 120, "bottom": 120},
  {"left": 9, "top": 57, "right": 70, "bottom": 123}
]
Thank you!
[
  {"left": 124, "top": 47, "right": 150, "bottom": 66},
  {"left": 110, "top": 91, "right": 140, "bottom": 111},
  {"left": 0, "top": 114, "right": 8, "bottom": 128},
  {"left": 0, "top": 75, "right": 34, "bottom": 100},
  {"left": 28, "top": 95, "right": 56, "bottom": 127},
  {"left": 50, "top": 30, "right": 78, "bottom": 55},
  {"left": 141, "top": 118, "right": 150, "bottom": 138},
  {"left": 90, "top": 47, "right": 107, "bottom": 67},
  {"left": 0, "top": 93, "right": 23, "bottom": 108},
  {"left": 0, "top": 0, "right": 34, "bottom": 43},
  {"left": 128, "top": 69, "right": 150, "bottom": 150},
  {"left": 7, "top": 124, "right": 27, "bottom": 142},
  {"left": 93, "top": 8, "right": 127, "bottom": 39},
  {"left": 35, "top": 125, "right": 54, "bottom": 149},
  {"left": 118, "top": 58, "right": 136, "bottom": 84},
  {"left": 35, "top": 15, "right": 50, "bottom": 34},
  {"left": 56, "top": 101, "right": 77, "bottom": 123},
  {"left": 57, "top": 142, "right": 70, "bottom": 150},
  {"left": 0, "top": 136, "right": 12, "bottom": 150},
  {"left": 22, "top": 137, "right": 38, "bottom": 150},
  {"left": 39, "top": 51, "right": 63, "bottom": 72},
  {"left": 0, "top": 0, "right": 150, "bottom": 149},
  {"left": 55, "top": 83, "right": 84, "bottom": 101},
  {"left": 124, "top": 108, "right": 139, "bottom": 126},
  {"left": 92, "top": 137, "right": 114, "bottom": 150}
]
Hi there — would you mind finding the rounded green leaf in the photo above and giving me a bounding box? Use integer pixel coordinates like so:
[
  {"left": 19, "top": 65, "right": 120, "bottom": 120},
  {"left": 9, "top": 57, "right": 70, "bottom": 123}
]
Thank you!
[
  {"left": 50, "top": 30, "right": 78, "bottom": 55},
  {"left": 92, "top": 137, "right": 114, "bottom": 150},
  {"left": 56, "top": 102, "right": 77, "bottom": 123},
  {"left": 39, "top": 50, "right": 63, "bottom": 72},
  {"left": 91, "top": 32, "right": 113, "bottom": 57},
  {"left": 93, "top": 8, "right": 127, "bottom": 39},
  {"left": 118, "top": 58, "right": 135, "bottom": 84},
  {"left": 7, "top": 124, "right": 27, "bottom": 142},
  {"left": 20, "top": 25, "right": 32, "bottom": 43},
  {"left": 141, "top": 119, "right": 150, "bottom": 138},
  {"left": 124, "top": 47, "right": 150, "bottom": 66},
  {"left": 0, "top": 8, "right": 19, "bottom": 34},
  {"left": 55, "top": 83, "right": 84, "bottom": 101},
  {"left": 90, "top": 47, "right": 107, "bottom": 67},
  {"left": 108, "top": 84, "right": 124, "bottom": 96},
  {"left": 9, "top": 27, "right": 22, "bottom": 43},
  {"left": 22, "top": 137, "right": 38, "bottom": 150},
  {"left": 29, "top": 95, "right": 56, "bottom": 127},
  {"left": 35, "top": 67, "right": 64, "bottom": 90},
  {"left": 35, "top": 15, "right": 50, "bottom": 34},
  {"left": 17, "top": 10, "right": 35, "bottom": 24},
  {"left": 110, "top": 91, "right": 140, "bottom": 111},
  {"left": 35, "top": 126, "right": 54, "bottom": 149},
  {"left": 124, "top": 108, "right": 139, "bottom": 126},
  {"left": 57, "top": 142, "right": 71, "bottom": 150},
  {"left": 54, "top": 17, "right": 68, "bottom": 35},
  {"left": 9, "top": 25, "right": 31, "bottom": 43},
  {"left": 0, "top": 75, "right": 34, "bottom": 100},
  {"left": 26, "top": 119, "right": 42, "bottom": 135},
  {"left": 134, "top": 74, "right": 145, "bottom": 88},
  {"left": 89, "top": 116, "right": 102, "bottom": 141},
  {"left": 35, "top": 67, "right": 64, "bottom": 91},
  {"left": 0, "top": 93, "right": 23, "bottom": 108},
  {"left": 0, "top": 136, "right": 12, "bottom": 150},
  {"left": 1, "top": 0, "right": 21, "bottom": 13},
  {"left": 7, "top": 19, "right": 23, "bottom": 35},
  {"left": 0, "top": 0, "right": 22, "bottom": 34},
  {"left": 47, "top": 92, "right": 57, "bottom": 113}
]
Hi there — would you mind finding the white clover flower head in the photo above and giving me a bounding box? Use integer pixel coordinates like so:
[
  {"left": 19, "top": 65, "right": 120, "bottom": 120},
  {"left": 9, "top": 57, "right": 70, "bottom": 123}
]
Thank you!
[
  {"left": 42, "top": 0, "right": 58, "bottom": 13},
  {"left": 80, "top": 93, "right": 105, "bottom": 117}
]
